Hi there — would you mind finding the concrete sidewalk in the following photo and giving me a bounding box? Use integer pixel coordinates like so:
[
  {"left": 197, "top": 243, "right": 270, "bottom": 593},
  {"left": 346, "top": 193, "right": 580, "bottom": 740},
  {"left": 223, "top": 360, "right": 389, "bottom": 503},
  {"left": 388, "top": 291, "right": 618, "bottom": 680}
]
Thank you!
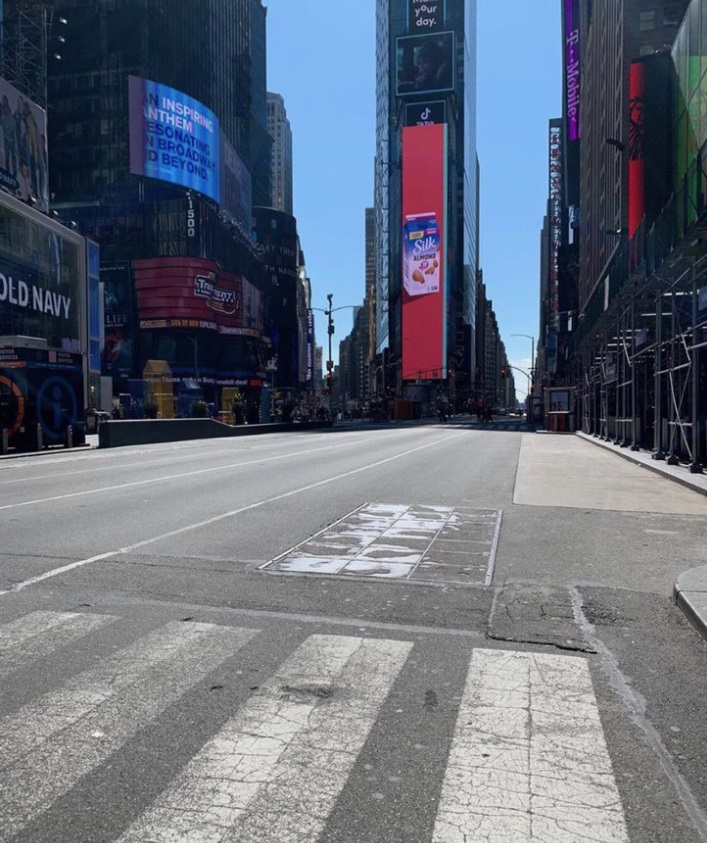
[{"left": 576, "top": 431, "right": 707, "bottom": 642}]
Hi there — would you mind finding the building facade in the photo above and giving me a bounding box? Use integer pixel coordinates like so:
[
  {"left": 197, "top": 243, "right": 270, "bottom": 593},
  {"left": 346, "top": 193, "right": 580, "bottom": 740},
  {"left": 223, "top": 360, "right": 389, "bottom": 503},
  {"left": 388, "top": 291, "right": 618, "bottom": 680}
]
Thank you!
[
  {"left": 558, "top": 0, "right": 707, "bottom": 469},
  {"left": 374, "top": 0, "right": 478, "bottom": 411},
  {"left": 25, "top": 0, "right": 275, "bottom": 416},
  {"left": 267, "top": 92, "right": 293, "bottom": 215}
]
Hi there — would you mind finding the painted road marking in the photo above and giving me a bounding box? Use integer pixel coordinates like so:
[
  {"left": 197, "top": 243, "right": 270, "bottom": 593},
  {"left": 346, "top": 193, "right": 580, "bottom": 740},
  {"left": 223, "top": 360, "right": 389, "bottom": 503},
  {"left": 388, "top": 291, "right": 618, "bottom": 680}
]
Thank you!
[
  {"left": 433, "top": 648, "right": 629, "bottom": 842},
  {"left": 261, "top": 502, "right": 502, "bottom": 585},
  {"left": 0, "top": 611, "right": 116, "bottom": 679},
  {"left": 0, "top": 621, "right": 257, "bottom": 842},
  {"left": 117, "top": 634, "right": 413, "bottom": 843},
  {"left": 0, "top": 433, "right": 463, "bottom": 598}
]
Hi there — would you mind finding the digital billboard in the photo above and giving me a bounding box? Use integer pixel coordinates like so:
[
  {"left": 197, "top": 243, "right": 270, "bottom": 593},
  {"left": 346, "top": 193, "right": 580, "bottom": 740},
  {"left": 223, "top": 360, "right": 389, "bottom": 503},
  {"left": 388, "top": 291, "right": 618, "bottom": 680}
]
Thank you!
[
  {"left": 407, "top": 0, "right": 446, "bottom": 32},
  {"left": 0, "top": 347, "right": 83, "bottom": 445},
  {"left": 129, "top": 76, "right": 220, "bottom": 204},
  {"left": 0, "top": 78, "right": 49, "bottom": 212},
  {"left": 0, "top": 203, "right": 82, "bottom": 351},
  {"left": 548, "top": 121, "right": 562, "bottom": 341},
  {"left": 401, "top": 123, "right": 447, "bottom": 381},
  {"left": 134, "top": 257, "right": 262, "bottom": 337},
  {"left": 628, "top": 61, "right": 645, "bottom": 244},
  {"left": 564, "top": 0, "right": 581, "bottom": 143},
  {"left": 404, "top": 101, "right": 446, "bottom": 127},
  {"left": 396, "top": 32, "right": 455, "bottom": 97},
  {"left": 102, "top": 264, "right": 133, "bottom": 382}
]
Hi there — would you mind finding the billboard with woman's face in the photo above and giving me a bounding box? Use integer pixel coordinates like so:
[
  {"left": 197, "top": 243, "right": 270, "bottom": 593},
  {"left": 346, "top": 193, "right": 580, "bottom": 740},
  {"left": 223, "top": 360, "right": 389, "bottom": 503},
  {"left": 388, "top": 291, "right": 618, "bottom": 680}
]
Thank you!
[{"left": 396, "top": 32, "right": 455, "bottom": 97}]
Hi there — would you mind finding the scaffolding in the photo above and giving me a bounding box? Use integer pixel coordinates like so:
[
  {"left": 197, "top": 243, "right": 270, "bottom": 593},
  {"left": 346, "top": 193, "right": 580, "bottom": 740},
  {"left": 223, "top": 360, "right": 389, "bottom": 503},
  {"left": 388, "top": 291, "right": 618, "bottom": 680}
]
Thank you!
[
  {"left": 575, "top": 249, "right": 707, "bottom": 473},
  {"left": 0, "top": 2, "right": 56, "bottom": 108}
]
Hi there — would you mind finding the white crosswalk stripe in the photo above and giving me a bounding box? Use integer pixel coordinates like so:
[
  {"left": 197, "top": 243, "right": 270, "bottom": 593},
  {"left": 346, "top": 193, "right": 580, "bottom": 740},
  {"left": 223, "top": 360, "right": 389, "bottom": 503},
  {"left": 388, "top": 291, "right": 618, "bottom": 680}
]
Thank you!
[
  {"left": 0, "top": 610, "right": 116, "bottom": 679},
  {"left": 117, "top": 634, "right": 414, "bottom": 843},
  {"left": 433, "top": 648, "right": 629, "bottom": 843},
  {"left": 0, "top": 612, "right": 631, "bottom": 842},
  {"left": 0, "top": 619, "right": 257, "bottom": 842}
]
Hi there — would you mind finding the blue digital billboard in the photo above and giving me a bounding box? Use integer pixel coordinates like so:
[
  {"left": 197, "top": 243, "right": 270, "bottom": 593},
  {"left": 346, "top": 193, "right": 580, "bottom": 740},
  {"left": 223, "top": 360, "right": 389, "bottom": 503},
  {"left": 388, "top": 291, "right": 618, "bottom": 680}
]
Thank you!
[{"left": 128, "top": 76, "right": 220, "bottom": 204}]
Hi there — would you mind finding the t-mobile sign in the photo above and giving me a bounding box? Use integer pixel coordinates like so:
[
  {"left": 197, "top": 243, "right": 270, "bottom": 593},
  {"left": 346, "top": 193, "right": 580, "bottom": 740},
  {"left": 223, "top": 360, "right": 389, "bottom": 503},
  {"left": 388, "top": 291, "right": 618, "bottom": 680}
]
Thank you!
[
  {"left": 565, "top": 0, "right": 581, "bottom": 142},
  {"left": 407, "top": 0, "right": 446, "bottom": 32}
]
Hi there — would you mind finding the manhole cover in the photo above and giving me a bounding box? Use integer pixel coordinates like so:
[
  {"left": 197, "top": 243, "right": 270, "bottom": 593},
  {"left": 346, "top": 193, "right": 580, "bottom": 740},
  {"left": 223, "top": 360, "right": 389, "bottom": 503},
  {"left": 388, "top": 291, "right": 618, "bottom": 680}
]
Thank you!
[{"left": 259, "top": 503, "right": 502, "bottom": 586}]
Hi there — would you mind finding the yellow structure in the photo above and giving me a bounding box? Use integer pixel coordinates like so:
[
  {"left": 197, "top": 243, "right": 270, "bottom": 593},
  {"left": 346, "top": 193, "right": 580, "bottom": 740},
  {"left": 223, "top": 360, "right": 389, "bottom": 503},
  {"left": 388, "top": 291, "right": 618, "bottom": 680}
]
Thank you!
[{"left": 142, "top": 360, "right": 175, "bottom": 419}]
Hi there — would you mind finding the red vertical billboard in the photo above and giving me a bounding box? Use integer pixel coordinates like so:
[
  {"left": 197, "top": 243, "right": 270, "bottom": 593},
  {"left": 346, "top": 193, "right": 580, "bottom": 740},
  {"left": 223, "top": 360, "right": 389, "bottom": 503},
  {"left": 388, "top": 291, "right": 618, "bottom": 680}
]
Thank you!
[
  {"left": 628, "top": 61, "right": 645, "bottom": 242},
  {"left": 628, "top": 60, "right": 645, "bottom": 273},
  {"left": 401, "top": 123, "right": 447, "bottom": 381}
]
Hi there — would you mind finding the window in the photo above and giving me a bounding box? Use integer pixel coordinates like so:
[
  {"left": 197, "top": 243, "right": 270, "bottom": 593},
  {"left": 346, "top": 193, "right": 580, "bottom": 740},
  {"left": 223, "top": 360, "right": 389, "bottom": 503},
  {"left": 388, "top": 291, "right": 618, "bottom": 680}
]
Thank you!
[
  {"left": 639, "top": 10, "right": 656, "bottom": 30},
  {"left": 663, "top": 6, "right": 682, "bottom": 26},
  {"left": 640, "top": 44, "right": 655, "bottom": 55}
]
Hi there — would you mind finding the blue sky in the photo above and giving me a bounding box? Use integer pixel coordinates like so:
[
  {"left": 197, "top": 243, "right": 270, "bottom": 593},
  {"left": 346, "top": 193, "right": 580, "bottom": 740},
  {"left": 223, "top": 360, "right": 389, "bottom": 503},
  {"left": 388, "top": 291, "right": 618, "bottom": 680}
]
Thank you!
[{"left": 265, "top": 1, "right": 562, "bottom": 398}]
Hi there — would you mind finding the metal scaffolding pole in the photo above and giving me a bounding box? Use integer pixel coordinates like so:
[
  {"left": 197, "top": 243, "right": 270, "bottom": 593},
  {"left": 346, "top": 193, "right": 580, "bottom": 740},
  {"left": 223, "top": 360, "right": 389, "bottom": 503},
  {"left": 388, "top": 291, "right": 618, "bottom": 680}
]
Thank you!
[
  {"left": 653, "top": 291, "right": 665, "bottom": 459},
  {"left": 690, "top": 274, "right": 703, "bottom": 473},
  {"left": 631, "top": 300, "right": 639, "bottom": 450}
]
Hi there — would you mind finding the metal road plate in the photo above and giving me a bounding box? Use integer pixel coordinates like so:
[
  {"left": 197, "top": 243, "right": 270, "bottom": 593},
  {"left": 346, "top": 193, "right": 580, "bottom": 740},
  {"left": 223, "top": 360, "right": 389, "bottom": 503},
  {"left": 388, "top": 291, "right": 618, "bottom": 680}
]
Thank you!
[{"left": 260, "top": 503, "right": 502, "bottom": 586}]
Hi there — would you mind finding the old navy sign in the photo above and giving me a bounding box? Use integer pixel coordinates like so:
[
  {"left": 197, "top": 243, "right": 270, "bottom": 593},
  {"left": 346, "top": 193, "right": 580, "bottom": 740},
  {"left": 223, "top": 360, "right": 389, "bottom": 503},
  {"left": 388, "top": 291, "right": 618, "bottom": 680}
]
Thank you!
[
  {"left": 564, "top": 0, "right": 581, "bottom": 142},
  {"left": 405, "top": 101, "right": 446, "bottom": 127},
  {"left": 0, "top": 272, "right": 72, "bottom": 318},
  {"left": 408, "top": 0, "right": 446, "bottom": 31}
]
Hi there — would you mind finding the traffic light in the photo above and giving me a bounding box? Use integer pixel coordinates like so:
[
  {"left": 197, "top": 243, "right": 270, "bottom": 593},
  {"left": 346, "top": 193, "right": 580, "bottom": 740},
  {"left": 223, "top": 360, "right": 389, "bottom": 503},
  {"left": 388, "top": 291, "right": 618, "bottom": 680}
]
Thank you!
[{"left": 500, "top": 367, "right": 508, "bottom": 379}]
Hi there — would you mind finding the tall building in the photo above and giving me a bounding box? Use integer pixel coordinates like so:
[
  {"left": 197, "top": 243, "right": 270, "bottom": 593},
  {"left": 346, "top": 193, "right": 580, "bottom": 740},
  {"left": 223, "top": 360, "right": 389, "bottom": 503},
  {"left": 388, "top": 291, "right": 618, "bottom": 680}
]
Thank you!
[
  {"left": 578, "top": 0, "right": 689, "bottom": 311},
  {"left": 365, "top": 206, "right": 376, "bottom": 365},
  {"left": 35, "top": 0, "right": 273, "bottom": 415},
  {"left": 562, "top": 0, "right": 707, "bottom": 465},
  {"left": 374, "top": 0, "right": 478, "bottom": 409},
  {"left": 267, "top": 92, "right": 293, "bottom": 214}
]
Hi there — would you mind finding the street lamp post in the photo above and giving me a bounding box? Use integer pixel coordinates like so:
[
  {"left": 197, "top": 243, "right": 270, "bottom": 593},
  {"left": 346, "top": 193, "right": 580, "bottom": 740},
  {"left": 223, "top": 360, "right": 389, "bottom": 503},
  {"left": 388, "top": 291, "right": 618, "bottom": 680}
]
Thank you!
[
  {"left": 310, "top": 295, "right": 358, "bottom": 423},
  {"left": 511, "top": 333, "right": 535, "bottom": 416}
]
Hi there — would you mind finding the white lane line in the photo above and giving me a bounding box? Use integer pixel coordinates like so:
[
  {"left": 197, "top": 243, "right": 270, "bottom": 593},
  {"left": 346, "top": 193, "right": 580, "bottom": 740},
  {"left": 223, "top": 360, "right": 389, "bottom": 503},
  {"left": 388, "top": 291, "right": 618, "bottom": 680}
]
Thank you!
[
  {"left": 0, "top": 621, "right": 257, "bottom": 842},
  {"left": 117, "top": 634, "right": 412, "bottom": 843},
  {"left": 0, "top": 433, "right": 463, "bottom": 597},
  {"left": 0, "top": 432, "right": 410, "bottom": 506},
  {"left": 433, "top": 648, "right": 629, "bottom": 843},
  {"left": 484, "top": 508, "right": 503, "bottom": 586},
  {"left": 0, "top": 611, "right": 116, "bottom": 679},
  {"left": 0, "top": 430, "right": 402, "bottom": 488}
]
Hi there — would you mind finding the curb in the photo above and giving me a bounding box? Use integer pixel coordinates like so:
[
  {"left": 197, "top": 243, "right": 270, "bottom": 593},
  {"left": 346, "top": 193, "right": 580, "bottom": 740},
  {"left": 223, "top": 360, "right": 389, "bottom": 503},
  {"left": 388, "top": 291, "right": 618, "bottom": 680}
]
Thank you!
[
  {"left": 575, "top": 431, "right": 707, "bottom": 499},
  {"left": 577, "top": 433, "right": 707, "bottom": 642},
  {"left": 673, "top": 574, "right": 707, "bottom": 644},
  {"left": 0, "top": 443, "right": 93, "bottom": 461}
]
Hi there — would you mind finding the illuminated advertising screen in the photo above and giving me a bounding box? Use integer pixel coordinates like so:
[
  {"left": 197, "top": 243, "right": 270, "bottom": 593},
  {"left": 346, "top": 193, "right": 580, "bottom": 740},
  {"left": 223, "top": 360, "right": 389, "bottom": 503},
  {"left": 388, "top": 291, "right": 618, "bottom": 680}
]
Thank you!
[
  {"left": 404, "top": 101, "right": 447, "bottom": 127},
  {"left": 102, "top": 264, "right": 134, "bottom": 382},
  {"left": 564, "top": 0, "right": 581, "bottom": 142},
  {"left": 0, "top": 203, "right": 82, "bottom": 351},
  {"left": 548, "top": 121, "right": 562, "bottom": 344},
  {"left": 401, "top": 123, "right": 447, "bottom": 381},
  {"left": 628, "top": 61, "right": 645, "bottom": 250},
  {"left": 396, "top": 32, "right": 455, "bottom": 97},
  {"left": 129, "top": 76, "right": 220, "bottom": 204},
  {"left": 407, "top": 0, "right": 446, "bottom": 32},
  {"left": 0, "top": 78, "right": 49, "bottom": 212},
  {"left": 134, "top": 257, "right": 262, "bottom": 337},
  {"left": 0, "top": 347, "right": 83, "bottom": 444},
  {"left": 306, "top": 309, "right": 314, "bottom": 383}
]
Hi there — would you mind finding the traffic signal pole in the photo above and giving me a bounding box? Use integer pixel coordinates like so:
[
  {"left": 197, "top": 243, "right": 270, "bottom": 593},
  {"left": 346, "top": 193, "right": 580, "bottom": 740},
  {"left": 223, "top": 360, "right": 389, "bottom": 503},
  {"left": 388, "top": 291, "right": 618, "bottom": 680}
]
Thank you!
[{"left": 326, "top": 293, "right": 334, "bottom": 420}]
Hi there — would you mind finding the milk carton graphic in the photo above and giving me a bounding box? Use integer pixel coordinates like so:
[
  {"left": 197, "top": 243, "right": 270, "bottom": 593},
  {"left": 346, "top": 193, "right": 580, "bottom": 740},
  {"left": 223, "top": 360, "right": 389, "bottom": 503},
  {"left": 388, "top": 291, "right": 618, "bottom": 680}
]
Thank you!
[{"left": 403, "top": 212, "right": 441, "bottom": 297}]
